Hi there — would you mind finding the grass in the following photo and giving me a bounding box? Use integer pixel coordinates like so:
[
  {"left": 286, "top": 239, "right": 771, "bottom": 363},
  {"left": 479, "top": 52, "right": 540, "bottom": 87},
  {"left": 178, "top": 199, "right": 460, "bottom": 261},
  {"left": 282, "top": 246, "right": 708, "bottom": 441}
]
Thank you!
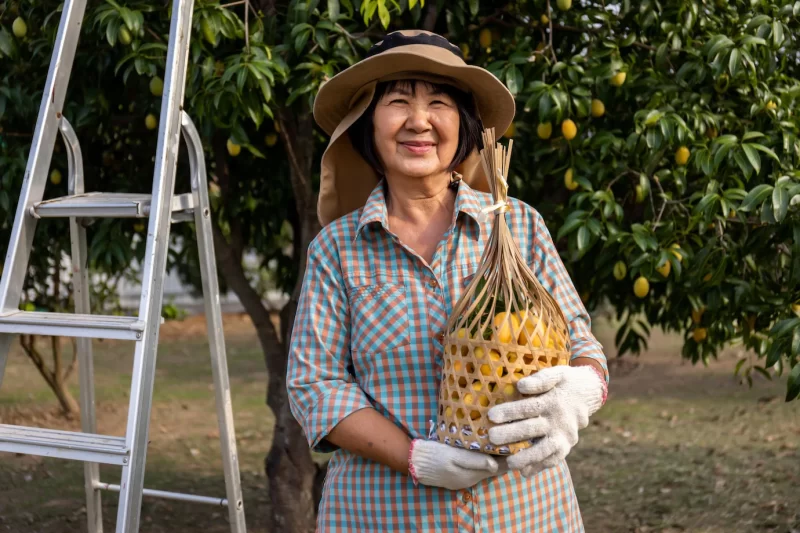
[{"left": 1, "top": 314, "right": 798, "bottom": 533}]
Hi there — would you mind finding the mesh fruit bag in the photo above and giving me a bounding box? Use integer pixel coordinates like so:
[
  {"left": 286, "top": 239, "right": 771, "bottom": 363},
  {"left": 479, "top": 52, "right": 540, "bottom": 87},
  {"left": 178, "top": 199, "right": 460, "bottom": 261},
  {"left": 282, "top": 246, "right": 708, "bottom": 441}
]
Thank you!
[{"left": 433, "top": 128, "right": 571, "bottom": 456}]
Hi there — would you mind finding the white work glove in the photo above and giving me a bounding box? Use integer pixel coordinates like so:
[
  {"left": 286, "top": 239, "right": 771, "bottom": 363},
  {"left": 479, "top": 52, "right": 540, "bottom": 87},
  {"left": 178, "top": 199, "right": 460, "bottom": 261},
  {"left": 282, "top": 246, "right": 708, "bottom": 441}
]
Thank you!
[
  {"left": 409, "top": 438, "right": 503, "bottom": 490},
  {"left": 487, "top": 365, "right": 606, "bottom": 477}
]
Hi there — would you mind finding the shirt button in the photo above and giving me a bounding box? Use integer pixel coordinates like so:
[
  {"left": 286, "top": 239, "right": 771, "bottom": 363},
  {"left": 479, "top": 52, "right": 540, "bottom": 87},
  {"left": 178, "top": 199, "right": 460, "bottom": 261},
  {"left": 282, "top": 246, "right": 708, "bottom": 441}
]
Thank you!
[
  {"left": 462, "top": 490, "right": 471, "bottom": 503},
  {"left": 427, "top": 278, "right": 438, "bottom": 289},
  {"left": 436, "top": 331, "right": 445, "bottom": 343}
]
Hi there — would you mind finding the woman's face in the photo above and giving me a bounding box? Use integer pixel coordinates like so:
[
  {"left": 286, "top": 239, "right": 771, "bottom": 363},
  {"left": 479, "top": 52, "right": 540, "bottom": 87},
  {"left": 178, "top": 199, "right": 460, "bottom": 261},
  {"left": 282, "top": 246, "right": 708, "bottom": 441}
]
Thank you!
[{"left": 372, "top": 81, "right": 460, "bottom": 181}]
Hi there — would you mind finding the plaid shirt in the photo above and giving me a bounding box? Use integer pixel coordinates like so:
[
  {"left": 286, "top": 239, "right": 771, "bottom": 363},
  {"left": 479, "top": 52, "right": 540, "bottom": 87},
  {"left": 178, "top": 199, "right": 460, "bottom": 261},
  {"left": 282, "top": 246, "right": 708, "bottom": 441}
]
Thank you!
[{"left": 287, "top": 180, "right": 608, "bottom": 533}]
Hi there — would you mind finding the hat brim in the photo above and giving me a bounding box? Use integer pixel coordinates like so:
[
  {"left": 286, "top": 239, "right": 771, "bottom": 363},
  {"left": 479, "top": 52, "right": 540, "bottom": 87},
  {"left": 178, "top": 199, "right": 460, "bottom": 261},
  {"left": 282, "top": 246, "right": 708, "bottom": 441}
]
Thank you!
[{"left": 313, "top": 45, "right": 516, "bottom": 137}]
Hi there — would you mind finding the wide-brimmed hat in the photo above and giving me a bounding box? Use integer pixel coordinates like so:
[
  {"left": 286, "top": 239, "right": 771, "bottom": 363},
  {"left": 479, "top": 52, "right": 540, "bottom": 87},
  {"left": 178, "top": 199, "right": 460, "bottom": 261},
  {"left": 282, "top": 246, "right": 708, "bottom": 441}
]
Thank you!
[{"left": 313, "top": 29, "right": 516, "bottom": 226}]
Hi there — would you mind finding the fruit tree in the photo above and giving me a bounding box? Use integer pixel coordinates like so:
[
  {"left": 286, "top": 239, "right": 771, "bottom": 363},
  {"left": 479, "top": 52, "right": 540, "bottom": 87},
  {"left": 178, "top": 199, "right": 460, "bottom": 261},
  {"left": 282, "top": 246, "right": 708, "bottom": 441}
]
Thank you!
[{"left": 2, "top": 0, "right": 800, "bottom": 529}]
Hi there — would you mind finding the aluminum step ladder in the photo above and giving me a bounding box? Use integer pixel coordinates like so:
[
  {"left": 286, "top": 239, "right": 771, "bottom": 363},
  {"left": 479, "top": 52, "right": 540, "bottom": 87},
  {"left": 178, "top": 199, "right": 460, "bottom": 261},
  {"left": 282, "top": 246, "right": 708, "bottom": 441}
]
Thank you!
[{"left": 0, "top": 1, "right": 247, "bottom": 532}]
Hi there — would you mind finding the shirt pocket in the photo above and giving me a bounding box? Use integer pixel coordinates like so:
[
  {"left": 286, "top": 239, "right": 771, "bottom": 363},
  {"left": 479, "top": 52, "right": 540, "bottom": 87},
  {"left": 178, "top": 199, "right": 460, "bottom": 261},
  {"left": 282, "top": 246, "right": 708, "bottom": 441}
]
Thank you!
[{"left": 349, "top": 282, "right": 410, "bottom": 353}]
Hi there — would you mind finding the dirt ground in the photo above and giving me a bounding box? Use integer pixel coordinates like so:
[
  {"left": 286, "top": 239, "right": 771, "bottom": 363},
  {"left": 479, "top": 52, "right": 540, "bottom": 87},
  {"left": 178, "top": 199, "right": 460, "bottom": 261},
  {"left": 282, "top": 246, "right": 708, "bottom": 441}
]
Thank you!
[{"left": 0, "top": 313, "right": 798, "bottom": 533}]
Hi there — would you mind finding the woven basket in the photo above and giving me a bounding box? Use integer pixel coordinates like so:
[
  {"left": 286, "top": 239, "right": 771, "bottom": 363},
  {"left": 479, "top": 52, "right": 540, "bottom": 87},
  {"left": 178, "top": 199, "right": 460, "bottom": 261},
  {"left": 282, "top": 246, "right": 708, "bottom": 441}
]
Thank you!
[{"left": 433, "top": 129, "right": 571, "bottom": 456}]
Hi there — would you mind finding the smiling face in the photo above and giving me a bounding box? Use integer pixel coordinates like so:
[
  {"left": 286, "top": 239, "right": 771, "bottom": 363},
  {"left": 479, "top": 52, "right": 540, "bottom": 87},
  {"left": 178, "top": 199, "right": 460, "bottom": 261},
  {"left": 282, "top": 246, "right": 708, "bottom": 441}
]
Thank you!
[{"left": 371, "top": 80, "right": 461, "bottom": 181}]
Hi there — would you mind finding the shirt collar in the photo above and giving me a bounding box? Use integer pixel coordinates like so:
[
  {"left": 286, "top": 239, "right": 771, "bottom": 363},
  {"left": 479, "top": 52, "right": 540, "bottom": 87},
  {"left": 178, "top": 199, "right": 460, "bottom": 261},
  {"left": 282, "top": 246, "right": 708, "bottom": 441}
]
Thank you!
[{"left": 354, "top": 178, "right": 486, "bottom": 242}]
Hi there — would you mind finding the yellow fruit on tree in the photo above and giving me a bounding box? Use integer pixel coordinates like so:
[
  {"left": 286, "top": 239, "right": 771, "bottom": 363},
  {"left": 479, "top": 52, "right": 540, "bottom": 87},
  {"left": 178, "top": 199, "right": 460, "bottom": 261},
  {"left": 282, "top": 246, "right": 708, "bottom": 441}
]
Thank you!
[
  {"left": 479, "top": 28, "right": 492, "bottom": 49},
  {"left": 564, "top": 168, "right": 578, "bottom": 191},
  {"left": 591, "top": 99, "right": 605, "bottom": 118},
  {"left": 693, "top": 327, "right": 707, "bottom": 343},
  {"left": 557, "top": 0, "right": 572, "bottom": 10},
  {"left": 611, "top": 72, "right": 627, "bottom": 87},
  {"left": 675, "top": 146, "right": 690, "bottom": 166},
  {"left": 635, "top": 184, "right": 645, "bottom": 203},
  {"left": 49, "top": 169, "right": 62, "bottom": 185},
  {"left": 227, "top": 138, "right": 241, "bottom": 157},
  {"left": 145, "top": 114, "right": 158, "bottom": 130},
  {"left": 613, "top": 261, "right": 627, "bottom": 280},
  {"left": 540, "top": 14, "right": 550, "bottom": 24},
  {"left": 561, "top": 119, "right": 577, "bottom": 141},
  {"left": 791, "top": 302, "right": 800, "bottom": 314},
  {"left": 118, "top": 27, "right": 132, "bottom": 45},
  {"left": 265, "top": 132, "right": 278, "bottom": 147},
  {"left": 691, "top": 306, "right": 705, "bottom": 324},
  {"left": 633, "top": 276, "right": 649, "bottom": 298},
  {"left": 134, "top": 223, "right": 145, "bottom": 232},
  {"left": 670, "top": 243, "right": 683, "bottom": 263},
  {"left": 504, "top": 122, "right": 517, "bottom": 138},
  {"left": 12, "top": 17, "right": 27, "bottom": 38},
  {"left": 537, "top": 122, "right": 552, "bottom": 139},
  {"left": 460, "top": 43, "right": 470, "bottom": 57},
  {"left": 149, "top": 76, "right": 164, "bottom": 97},
  {"left": 656, "top": 260, "right": 671, "bottom": 278},
  {"left": 766, "top": 101, "right": 777, "bottom": 111}
]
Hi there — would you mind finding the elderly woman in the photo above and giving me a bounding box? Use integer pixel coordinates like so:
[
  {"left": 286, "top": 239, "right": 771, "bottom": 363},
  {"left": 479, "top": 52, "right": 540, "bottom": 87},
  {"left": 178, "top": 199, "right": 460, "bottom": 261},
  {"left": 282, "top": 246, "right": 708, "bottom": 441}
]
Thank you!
[{"left": 287, "top": 30, "right": 609, "bottom": 532}]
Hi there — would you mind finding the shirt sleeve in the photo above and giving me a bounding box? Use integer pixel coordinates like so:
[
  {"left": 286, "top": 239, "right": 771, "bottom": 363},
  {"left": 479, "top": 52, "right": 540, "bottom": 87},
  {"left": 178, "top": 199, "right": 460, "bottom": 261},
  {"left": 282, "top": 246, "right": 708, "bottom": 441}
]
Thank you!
[
  {"left": 286, "top": 234, "right": 374, "bottom": 453},
  {"left": 530, "top": 210, "right": 609, "bottom": 384}
]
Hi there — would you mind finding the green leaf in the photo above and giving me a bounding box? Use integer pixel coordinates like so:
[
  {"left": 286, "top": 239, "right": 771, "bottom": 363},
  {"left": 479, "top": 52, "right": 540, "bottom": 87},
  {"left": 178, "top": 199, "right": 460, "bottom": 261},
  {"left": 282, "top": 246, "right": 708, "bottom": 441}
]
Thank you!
[
  {"left": 469, "top": 0, "right": 479, "bottom": 16},
  {"left": 377, "top": 1, "right": 390, "bottom": 28},
  {"left": 506, "top": 66, "right": 522, "bottom": 96},
  {"left": 787, "top": 363, "right": 800, "bottom": 401},
  {"left": 733, "top": 149, "right": 752, "bottom": 179},
  {"left": 539, "top": 92, "right": 552, "bottom": 120},
  {"left": 728, "top": 48, "right": 740, "bottom": 76},
  {"left": 792, "top": 327, "right": 800, "bottom": 356},
  {"left": 328, "top": 0, "right": 340, "bottom": 20},
  {"left": 557, "top": 211, "right": 586, "bottom": 239},
  {"left": 577, "top": 225, "right": 590, "bottom": 252},
  {"left": 739, "top": 184, "right": 772, "bottom": 211},
  {"left": 773, "top": 185, "right": 788, "bottom": 222},
  {"left": 773, "top": 20, "right": 784, "bottom": 47},
  {"left": 741, "top": 144, "right": 761, "bottom": 175},
  {"left": 749, "top": 143, "right": 780, "bottom": 162},
  {"left": 742, "top": 131, "right": 764, "bottom": 141}
]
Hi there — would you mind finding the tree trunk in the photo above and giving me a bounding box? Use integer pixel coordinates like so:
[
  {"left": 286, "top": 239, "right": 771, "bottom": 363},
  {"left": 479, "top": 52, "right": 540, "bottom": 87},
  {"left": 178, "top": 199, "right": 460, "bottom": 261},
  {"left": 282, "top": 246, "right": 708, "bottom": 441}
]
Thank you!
[{"left": 19, "top": 335, "right": 80, "bottom": 417}]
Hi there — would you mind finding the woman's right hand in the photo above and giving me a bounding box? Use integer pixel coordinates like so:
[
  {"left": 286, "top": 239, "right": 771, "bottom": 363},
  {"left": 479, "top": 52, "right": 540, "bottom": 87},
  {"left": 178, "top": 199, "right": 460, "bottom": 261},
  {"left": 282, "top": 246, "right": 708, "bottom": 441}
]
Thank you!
[{"left": 409, "top": 439, "right": 502, "bottom": 490}]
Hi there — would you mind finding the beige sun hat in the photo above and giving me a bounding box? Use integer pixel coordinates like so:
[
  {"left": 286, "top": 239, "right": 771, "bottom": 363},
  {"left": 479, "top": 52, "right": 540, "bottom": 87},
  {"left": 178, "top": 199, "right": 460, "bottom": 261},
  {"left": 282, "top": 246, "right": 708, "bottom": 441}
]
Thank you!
[{"left": 313, "top": 29, "right": 516, "bottom": 227}]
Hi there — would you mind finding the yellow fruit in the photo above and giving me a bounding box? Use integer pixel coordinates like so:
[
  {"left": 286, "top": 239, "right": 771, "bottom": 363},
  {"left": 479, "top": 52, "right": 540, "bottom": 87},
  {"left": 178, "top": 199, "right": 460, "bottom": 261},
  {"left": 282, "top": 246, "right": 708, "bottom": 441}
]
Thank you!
[
  {"left": 145, "top": 114, "right": 158, "bottom": 130},
  {"left": 693, "top": 327, "right": 707, "bottom": 343},
  {"left": 488, "top": 350, "right": 501, "bottom": 362},
  {"left": 264, "top": 132, "right": 278, "bottom": 147},
  {"left": 656, "top": 260, "right": 671, "bottom": 278},
  {"left": 561, "top": 119, "right": 577, "bottom": 141},
  {"left": 134, "top": 223, "right": 145, "bottom": 232},
  {"left": 506, "top": 353, "right": 518, "bottom": 364},
  {"left": 611, "top": 72, "right": 627, "bottom": 87},
  {"left": 691, "top": 307, "right": 705, "bottom": 324},
  {"left": 503, "top": 384, "right": 516, "bottom": 396},
  {"left": 453, "top": 360, "right": 463, "bottom": 373},
  {"left": 791, "top": 303, "right": 800, "bottom": 314},
  {"left": 675, "top": 146, "right": 690, "bottom": 166},
  {"left": 613, "top": 261, "right": 627, "bottom": 280},
  {"left": 118, "top": 27, "right": 132, "bottom": 45},
  {"left": 591, "top": 99, "right": 605, "bottom": 118},
  {"left": 670, "top": 243, "right": 683, "bottom": 263},
  {"left": 729, "top": 209, "right": 736, "bottom": 218},
  {"left": 149, "top": 76, "right": 164, "bottom": 97},
  {"left": 471, "top": 381, "right": 483, "bottom": 391},
  {"left": 480, "top": 363, "right": 503, "bottom": 378},
  {"left": 456, "top": 408, "right": 465, "bottom": 419},
  {"left": 463, "top": 393, "right": 474, "bottom": 405},
  {"left": 470, "top": 410, "right": 482, "bottom": 420},
  {"left": 227, "top": 138, "right": 241, "bottom": 157},
  {"left": 445, "top": 406, "right": 453, "bottom": 417},
  {"left": 766, "top": 101, "right": 777, "bottom": 111},
  {"left": 540, "top": 14, "right": 550, "bottom": 24},
  {"left": 478, "top": 395, "right": 490, "bottom": 407},
  {"left": 564, "top": 168, "right": 578, "bottom": 191},
  {"left": 504, "top": 122, "right": 517, "bottom": 138},
  {"left": 460, "top": 43, "right": 470, "bottom": 57},
  {"left": 12, "top": 17, "right": 27, "bottom": 38},
  {"left": 633, "top": 276, "right": 649, "bottom": 298},
  {"left": 557, "top": 0, "right": 572, "bottom": 10},
  {"left": 537, "top": 122, "right": 553, "bottom": 139},
  {"left": 473, "top": 347, "right": 485, "bottom": 359},
  {"left": 493, "top": 312, "right": 520, "bottom": 344},
  {"left": 479, "top": 28, "right": 492, "bottom": 49},
  {"left": 706, "top": 126, "right": 718, "bottom": 139},
  {"left": 635, "top": 184, "right": 645, "bottom": 203},
  {"left": 49, "top": 169, "right": 62, "bottom": 185}
]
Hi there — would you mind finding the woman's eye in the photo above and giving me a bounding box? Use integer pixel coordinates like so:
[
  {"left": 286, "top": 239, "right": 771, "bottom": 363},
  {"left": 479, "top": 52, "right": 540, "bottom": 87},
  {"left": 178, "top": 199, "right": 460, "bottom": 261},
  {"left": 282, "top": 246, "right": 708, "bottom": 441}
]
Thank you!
[
  {"left": 430, "top": 100, "right": 449, "bottom": 106},
  {"left": 390, "top": 98, "right": 408, "bottom": 104}
]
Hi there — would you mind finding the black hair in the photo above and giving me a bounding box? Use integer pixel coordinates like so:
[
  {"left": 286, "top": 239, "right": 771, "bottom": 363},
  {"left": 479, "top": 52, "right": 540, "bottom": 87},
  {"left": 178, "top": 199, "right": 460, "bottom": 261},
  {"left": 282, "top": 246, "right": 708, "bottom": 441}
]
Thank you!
[{"left": 348, "top": 79, "right": 484, "bottom": 177}]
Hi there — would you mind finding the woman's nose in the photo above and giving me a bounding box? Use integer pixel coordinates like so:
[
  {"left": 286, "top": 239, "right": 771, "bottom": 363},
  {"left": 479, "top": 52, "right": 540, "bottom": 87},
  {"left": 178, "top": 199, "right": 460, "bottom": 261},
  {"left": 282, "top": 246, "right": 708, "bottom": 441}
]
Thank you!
[{"left": 405, "top": 104, "right": 432, "bottom": 132}]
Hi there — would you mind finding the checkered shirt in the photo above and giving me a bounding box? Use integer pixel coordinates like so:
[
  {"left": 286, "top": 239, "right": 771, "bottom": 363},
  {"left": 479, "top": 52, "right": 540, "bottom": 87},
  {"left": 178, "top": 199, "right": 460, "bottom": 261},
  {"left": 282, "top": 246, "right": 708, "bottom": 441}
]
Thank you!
[{"left": 287, "top": 180, "right": 608, "bottom": 533}]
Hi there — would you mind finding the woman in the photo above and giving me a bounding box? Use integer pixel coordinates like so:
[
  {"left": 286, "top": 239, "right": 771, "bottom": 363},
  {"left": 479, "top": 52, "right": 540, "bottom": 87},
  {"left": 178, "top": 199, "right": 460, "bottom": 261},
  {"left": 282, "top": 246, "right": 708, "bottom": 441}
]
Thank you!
[{"left": 287, "top": 30, "right": 609, "bottom": 532}]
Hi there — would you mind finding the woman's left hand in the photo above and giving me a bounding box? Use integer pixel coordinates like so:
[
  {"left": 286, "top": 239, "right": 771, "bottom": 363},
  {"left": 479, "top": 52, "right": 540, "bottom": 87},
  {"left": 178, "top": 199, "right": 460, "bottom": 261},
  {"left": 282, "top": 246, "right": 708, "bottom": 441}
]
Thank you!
[{"left": 486, "top": 365, "right": 606, "bottom": 477}]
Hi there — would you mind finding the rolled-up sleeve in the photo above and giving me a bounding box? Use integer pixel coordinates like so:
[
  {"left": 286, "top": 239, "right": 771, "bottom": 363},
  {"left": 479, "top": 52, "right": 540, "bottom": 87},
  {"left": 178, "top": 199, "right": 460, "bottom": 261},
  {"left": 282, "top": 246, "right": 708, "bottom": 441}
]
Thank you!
[
  {"left": 286, "top": 234, "right": 373, "bottom": 452},
  {"left": 531, "top": 211, "right": 609, "bottom": 384}
]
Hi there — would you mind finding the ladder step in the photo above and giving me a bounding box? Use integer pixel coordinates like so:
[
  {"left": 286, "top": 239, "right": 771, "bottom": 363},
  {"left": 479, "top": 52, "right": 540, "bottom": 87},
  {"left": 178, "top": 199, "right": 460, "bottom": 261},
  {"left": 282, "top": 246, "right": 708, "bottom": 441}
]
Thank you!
[
  {"left": 0, "top": 424, "right": 129, "bottom": 465},
  {"left": 31, "top": 192, "right": 196, "bottom": 219},
  {"left": 0, "top": 310, "right": 147, "bottom": 341},
  {"left": 95, "top": 482, "right": 232, "bottom": 507}
]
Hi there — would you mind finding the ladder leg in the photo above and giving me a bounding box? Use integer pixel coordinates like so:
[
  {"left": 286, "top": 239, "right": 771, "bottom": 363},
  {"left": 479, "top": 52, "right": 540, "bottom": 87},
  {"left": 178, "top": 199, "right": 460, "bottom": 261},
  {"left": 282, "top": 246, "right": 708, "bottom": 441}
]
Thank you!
[
  {"left": 0, "top": 0, "right": 88, "bottom": 313},
  {"left": 182, "top": 112, "right": 247, "bottom": 532},
  {"left": 114, "top": 0, "right": 195, "bottom": 530},
  {"left": 0, "top": 334, "right": 13, "bottom": 389},
  {"left": 61, "top": 117, "right": 104, "bottom": 533}
]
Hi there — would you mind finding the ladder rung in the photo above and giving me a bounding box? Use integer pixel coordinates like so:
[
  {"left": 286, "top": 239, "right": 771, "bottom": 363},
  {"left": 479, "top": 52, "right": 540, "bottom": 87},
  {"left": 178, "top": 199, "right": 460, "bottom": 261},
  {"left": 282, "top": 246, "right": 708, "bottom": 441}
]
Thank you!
[
  {"left": 0, "top": 424, "right": 128, "bottom": 465},
  {"left": 31, "top": 192, "right": 195, "bottom": 219},
  {"left": 0, "top": 310, "right": 146, "bottom": 341},
  {"left": 95, "top": 482, "right": 231, "bottom": 507}
]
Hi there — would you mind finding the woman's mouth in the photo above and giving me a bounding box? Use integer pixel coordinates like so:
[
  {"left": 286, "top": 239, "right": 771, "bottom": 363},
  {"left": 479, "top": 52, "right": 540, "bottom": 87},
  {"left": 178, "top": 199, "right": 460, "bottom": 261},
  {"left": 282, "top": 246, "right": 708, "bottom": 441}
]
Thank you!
[{"left": 400, "top": 141, "right": 435, "bottom": 154}]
